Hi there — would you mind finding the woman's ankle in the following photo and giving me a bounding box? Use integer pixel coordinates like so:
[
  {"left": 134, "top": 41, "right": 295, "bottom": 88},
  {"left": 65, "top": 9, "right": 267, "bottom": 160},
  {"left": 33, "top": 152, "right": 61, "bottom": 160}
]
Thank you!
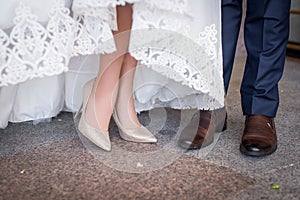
[{"left": 114, "top": 105, "right": 141, "bottom": 129}]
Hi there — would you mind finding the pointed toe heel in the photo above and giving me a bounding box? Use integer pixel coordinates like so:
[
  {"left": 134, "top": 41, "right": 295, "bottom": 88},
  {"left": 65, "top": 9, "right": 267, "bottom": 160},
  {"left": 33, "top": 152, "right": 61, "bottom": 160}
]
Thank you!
[
  {"left": 78, "top": 79, "right": 111, "bottom": 151},
  {"left": 113, "top": 111, "right": 157, "bottom": 143}
]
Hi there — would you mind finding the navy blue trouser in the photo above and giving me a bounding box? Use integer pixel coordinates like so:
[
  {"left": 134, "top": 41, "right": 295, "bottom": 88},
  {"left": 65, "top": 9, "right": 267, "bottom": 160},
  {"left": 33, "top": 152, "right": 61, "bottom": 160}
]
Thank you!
[{"left": 222, "top": 0, "right": 291, "bottom": 118}]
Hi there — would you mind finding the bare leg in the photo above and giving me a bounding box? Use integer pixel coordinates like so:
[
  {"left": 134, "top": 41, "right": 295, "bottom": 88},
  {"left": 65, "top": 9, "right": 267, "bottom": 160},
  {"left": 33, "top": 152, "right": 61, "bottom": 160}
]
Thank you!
[
  {"left": 85, "top": 4, "right": 133, "bottom": 131},
  {"left": 115, "top": 53, "right": 141, "bottom": 129}
]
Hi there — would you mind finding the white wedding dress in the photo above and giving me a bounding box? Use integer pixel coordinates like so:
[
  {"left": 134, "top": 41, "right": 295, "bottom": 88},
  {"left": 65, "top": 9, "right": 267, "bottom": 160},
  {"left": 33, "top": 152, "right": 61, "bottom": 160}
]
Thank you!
[{"left": 0, "top": 0, "right": 224, "bottom": 128}]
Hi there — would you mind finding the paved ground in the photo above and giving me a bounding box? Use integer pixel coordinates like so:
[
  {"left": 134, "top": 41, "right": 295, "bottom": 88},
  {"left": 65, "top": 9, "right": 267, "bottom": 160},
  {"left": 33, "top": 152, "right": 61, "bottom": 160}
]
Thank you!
[{"left": 0, "top": 55, "right": 299, "bottom": 199}]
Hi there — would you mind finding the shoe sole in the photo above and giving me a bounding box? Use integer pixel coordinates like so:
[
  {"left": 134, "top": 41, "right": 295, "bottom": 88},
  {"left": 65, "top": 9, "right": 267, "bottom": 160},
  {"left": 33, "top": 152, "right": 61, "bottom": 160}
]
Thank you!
[
  {"left": 178, "top": 137, "right": 214, "bottom": 150},
  {"left": 239, "top": 144, "right": 277, "bottom": 157}
]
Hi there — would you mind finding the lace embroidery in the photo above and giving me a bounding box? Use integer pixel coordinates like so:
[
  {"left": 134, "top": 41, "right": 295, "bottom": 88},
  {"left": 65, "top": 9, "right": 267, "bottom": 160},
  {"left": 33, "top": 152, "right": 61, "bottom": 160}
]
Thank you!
[
  {"left": 72, "top": 0, "right": 189, "bottom": 14},
  {"left": 129, "top": 2, "right": 224, "bottom": 106},
  {"left": 0, "top": 0, "right": 224, "bottom": 109},
  {"left": 142, "top": 0, "right": 190, "bottom": 16},
  {"left": 73, "top": 0, "right": 142, "bottom": 9},
  {"left": 129, "top": 25, "right": 224, "bottom": 106},
  {"left": 73, "top": 15, "right": 116, "bottom": 56},
  {"left": 0, "top": 29, "right": 11, "bottom": 71},
  {"left": 0, "top": 1, "right": 73, "bottom": 86}
]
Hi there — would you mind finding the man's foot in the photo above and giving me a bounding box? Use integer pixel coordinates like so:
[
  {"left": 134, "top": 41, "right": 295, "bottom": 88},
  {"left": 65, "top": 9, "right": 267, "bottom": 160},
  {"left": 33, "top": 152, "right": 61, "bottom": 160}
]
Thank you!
[
  {"left": 178, "top": 108, "right": 227, "bottom": 150},
  {"left": 240, "top": 115, "right": 277, "bottom": 157}
]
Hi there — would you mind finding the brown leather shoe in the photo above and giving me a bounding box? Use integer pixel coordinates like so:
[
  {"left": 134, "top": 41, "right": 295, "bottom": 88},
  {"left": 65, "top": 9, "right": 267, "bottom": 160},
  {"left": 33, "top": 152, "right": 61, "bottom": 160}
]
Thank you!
[
  {"left": 240, "top": 115, "right": 277, "bottom": 157},
  {"left": 178, "top": 108, "right": 227, "bottom": 150}
]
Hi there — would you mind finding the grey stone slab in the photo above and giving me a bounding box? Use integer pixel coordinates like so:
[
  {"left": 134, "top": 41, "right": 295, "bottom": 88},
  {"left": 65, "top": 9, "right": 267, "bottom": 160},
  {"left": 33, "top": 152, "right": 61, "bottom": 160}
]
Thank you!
[
  {"left": 0, "top": 112, "right": 77, "bottom": 156},
  {"left": 262, "top": 162, "right": 300, "bottom": 190},
  {"left": 233, "top": 162, "right": 300, "bottom": 199},
  {"left": 233, "top": 184, "right": 300, "bottom": 200}
]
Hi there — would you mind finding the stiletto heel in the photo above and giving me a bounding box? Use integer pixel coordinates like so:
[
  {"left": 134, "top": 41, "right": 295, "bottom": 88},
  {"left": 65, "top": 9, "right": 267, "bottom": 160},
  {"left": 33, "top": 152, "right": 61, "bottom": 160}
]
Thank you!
[
  {"left": 113, "top": 111, "right": 157, "bottom": 143},
  {"left": 74, "top": 103, "right": 83, "bottom": 120},
  {"left": 78, "top": 79, "right": 111, "bottom": 151}
]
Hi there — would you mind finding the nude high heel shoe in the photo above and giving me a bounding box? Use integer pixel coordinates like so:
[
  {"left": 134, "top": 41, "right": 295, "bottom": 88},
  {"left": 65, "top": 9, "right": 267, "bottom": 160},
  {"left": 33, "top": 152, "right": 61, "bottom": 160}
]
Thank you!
[
  {"left": 78, "top": 79, "right": 111, "bottom": 151},
  {"left": 113, "top": 111, "right": 157, "bottom": 143}
]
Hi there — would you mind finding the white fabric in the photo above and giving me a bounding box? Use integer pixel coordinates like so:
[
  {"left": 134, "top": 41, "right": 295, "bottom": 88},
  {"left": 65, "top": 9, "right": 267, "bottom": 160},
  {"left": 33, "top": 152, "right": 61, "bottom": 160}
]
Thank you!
[{"left": 0, "top": 0, "right": 224, "bottom": 128}]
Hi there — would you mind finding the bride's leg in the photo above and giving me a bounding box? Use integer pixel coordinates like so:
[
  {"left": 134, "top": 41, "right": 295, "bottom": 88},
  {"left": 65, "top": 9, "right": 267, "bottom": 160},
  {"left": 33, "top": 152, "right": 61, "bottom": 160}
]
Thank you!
[
  {"left": 115, "top": 53, "right": 141, "bottom": 129},
  {"left": 112, "top": 9, "right": 156, "bottom": 143},
  {"left": 85, "top": 4, "right": 133, "bottom": 131}
]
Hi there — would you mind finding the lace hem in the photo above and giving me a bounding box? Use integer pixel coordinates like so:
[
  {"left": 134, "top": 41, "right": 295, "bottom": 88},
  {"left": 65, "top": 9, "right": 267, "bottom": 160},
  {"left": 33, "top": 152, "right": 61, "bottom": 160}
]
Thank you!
[
  {"left": 135, "top": 92, "right": 224, "bottom": 112},
  {"left": 129, "top": 26, "right": 224, "bottom": 106}
]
